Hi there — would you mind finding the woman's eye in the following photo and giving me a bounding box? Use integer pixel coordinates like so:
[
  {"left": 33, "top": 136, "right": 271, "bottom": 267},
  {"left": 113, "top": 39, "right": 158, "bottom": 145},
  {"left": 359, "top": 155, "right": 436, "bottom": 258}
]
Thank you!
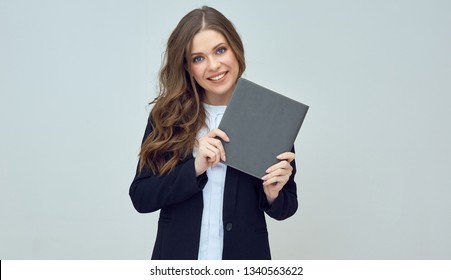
[
  {"left": 216, "top": 47, "right": 226, "bottom": 55},
  {"left": 193, "top": 56, "right": 204, "bottom": 63}
]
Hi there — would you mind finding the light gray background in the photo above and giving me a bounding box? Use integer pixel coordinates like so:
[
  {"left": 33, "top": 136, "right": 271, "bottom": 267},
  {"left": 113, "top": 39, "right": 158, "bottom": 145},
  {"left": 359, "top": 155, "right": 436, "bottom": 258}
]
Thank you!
[{"left": 1, "top": 0, "right": 450, "bottom": 259}]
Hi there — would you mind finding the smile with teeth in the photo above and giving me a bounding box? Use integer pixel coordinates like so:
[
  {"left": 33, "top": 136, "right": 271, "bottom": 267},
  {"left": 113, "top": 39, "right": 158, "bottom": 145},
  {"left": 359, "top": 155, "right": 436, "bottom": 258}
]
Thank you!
[{"left": 208, "top": 72, "right": 226, "bottom": 81}]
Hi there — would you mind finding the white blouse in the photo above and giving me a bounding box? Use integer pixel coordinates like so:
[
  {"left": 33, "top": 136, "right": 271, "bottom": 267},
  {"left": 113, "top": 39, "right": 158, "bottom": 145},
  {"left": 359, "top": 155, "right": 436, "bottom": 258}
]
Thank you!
[{"left": 194, "top": 103, "right": 227, "bottom": 260}]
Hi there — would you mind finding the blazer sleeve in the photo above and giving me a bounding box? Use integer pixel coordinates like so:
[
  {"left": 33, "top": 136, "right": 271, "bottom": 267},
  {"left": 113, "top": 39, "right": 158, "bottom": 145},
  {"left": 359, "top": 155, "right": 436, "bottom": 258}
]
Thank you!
[
  {"left": 258, "top": 147, "right": 298, "bottom": 220},
  {"left": 129, "top": 118, "right": 208, "bottom": 213}
]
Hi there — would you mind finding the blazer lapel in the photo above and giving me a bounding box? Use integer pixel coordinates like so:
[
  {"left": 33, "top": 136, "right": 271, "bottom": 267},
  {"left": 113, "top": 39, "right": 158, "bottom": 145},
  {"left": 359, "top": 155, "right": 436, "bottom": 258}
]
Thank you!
[{"left": 223, "top": 166, "right": 240, "bottom": 220}]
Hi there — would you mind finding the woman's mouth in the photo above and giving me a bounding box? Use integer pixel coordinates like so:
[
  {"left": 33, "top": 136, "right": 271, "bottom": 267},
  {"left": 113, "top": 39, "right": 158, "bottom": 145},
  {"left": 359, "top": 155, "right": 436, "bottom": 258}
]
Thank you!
[{"left": 208, "top": 72, "right": 227, "bottom": 81}]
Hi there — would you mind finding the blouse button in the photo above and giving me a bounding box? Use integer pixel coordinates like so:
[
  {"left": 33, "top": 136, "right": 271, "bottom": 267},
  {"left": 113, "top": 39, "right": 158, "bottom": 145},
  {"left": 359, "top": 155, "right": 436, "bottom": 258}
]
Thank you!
[{"left": 225, "top": 222, "right": 233, "bottom": 232}]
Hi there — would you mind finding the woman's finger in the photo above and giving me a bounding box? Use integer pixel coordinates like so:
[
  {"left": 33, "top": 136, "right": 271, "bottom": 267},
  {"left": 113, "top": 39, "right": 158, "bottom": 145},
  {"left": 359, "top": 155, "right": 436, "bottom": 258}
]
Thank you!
[
  {"left": 276, "top": 152, "right": 295, "bottom": 163},
  {"left": 207, "top": 128, "right": 230, "bottom": 142},
  {"left": 262, "top": 167, "right": 292, "bottom": 181},
  {"left": 205, "top": 138, "right": 226, "bottom": 162},
  {"left": 199, "top": 144, "right": 217, "bottom": 162},
  {"left": 265, "top": 160, "right": 293, "bottom": 174}
]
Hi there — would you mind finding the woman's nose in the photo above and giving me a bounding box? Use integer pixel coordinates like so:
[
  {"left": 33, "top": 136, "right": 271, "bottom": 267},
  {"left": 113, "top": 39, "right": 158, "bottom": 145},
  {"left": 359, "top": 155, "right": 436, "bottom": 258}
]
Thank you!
[{"left": 208, "top": 56, "right": 221, "bottom": 70}]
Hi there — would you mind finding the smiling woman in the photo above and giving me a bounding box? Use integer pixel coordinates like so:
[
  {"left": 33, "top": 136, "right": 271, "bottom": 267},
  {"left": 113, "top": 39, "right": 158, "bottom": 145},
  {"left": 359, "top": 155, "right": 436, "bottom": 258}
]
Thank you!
[{"left": 129, "top": 6, "right": 298, "bottom": 260}]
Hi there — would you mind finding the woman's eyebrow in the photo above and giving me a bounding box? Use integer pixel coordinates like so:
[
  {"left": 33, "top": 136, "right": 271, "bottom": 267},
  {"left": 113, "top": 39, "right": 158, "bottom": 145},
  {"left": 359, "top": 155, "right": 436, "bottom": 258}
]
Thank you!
[{"left": 191, "top": 42, "right": 226, "bottom": 56}]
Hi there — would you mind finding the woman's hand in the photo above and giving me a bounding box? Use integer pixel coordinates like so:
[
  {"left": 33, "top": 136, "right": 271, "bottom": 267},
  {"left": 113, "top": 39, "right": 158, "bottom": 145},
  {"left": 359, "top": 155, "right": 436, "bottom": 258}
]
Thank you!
[
  {"left": 261, "top": 152, "right": 295, "bottom": 205},
  {"left": 194, "top": 128, "right": 230, "bottom": 177}
]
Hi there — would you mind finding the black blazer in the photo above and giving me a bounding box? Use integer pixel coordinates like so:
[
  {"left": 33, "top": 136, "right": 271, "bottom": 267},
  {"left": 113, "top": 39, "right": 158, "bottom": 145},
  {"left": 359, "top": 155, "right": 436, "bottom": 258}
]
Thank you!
[{"left": 129, "top": 118, "right": 298, "bottom": 260}]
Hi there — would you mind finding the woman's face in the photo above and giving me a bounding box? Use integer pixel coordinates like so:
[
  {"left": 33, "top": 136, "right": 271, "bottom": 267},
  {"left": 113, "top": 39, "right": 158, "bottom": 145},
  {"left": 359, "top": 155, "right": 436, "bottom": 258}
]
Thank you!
[{"left": 190, "top": 29, "right": 239, "bottom": 105}]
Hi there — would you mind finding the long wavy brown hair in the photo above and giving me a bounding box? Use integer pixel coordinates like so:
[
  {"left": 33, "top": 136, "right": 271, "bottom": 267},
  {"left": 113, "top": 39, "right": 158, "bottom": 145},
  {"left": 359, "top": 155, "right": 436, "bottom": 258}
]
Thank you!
[{"left": 139, "top": 6, "right": 246, "bottom": 175}]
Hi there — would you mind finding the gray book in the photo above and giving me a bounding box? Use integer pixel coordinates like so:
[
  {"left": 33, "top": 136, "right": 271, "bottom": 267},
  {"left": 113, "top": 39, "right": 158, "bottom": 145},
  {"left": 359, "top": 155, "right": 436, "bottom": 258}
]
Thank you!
[{"left": 218, "top": 78, "right": 309, "bottom": 179}]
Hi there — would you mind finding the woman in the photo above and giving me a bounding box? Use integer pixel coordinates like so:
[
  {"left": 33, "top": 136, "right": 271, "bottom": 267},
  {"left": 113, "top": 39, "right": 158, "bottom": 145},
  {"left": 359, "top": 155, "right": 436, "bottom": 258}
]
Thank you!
[{"left": 129, "top": 6, "right": 298, "bottom": 260}]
